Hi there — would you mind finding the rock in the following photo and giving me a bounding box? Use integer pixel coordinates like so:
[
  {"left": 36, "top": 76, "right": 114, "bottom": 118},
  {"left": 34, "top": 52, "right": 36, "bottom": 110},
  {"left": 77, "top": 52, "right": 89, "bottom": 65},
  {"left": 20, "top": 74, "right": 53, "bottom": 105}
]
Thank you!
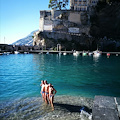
[{"left": 92, "top": 96, "right": 120, "bottom": 120}]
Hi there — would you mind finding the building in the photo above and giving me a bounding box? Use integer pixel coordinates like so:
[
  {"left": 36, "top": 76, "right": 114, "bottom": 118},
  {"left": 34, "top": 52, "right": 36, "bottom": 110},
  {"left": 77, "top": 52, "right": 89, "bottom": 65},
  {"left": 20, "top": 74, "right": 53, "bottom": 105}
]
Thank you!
[
  {"left": 39, "top": 10, "right": 89, "bottom": 32},
  {"left": 39, "top": 10, "right": 53, "bottom": 32},
  {"left": 33, "top": 0, "right": 99, "bottom": 47},
  {"left": 38, "top": 0, "right": 100, "bottom": 33},
  {"left": 70, "top": 0, "right": 99, "bottom": 11}
]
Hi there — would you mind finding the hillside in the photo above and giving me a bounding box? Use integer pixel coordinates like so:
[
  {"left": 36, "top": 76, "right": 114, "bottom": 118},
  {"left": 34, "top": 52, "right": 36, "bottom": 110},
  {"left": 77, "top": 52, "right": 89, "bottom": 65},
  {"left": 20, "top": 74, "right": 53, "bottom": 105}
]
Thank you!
[
  {"left": 90, "top": 2, "right": 120, "bottom": 39},
  {"left": 12, "top": 30, "right": 38, "bottom": 46}
]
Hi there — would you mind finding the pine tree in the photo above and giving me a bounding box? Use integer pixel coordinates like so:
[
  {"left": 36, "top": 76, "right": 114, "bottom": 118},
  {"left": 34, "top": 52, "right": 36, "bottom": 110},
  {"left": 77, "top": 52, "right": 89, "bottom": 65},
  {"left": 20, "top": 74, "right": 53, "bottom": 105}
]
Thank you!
[{"left": 48, "top": 0, "right": 69, "bottom": 10}]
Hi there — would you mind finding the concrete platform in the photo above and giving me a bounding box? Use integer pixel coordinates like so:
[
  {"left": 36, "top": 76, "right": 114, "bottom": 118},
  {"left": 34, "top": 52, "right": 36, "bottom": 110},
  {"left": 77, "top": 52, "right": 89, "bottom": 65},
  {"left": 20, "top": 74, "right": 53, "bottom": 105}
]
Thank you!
[{"left": 92, "top": 96, "right": 120, "bottom": 120}]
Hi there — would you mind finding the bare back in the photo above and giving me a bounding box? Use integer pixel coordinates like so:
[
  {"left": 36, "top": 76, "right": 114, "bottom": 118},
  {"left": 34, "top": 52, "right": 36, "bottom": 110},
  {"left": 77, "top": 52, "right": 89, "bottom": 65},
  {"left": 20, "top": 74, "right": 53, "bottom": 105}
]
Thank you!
[{"left": 49, "top": 86, "right": 57, "bottom": 96}]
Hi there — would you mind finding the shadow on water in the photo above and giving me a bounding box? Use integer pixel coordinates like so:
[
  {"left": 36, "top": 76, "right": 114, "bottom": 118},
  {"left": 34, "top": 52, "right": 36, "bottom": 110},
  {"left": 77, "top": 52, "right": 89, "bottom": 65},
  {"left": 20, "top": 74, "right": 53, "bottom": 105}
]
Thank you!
[{"left": 54, "top": 103, "right": 92, "bottom": 113}]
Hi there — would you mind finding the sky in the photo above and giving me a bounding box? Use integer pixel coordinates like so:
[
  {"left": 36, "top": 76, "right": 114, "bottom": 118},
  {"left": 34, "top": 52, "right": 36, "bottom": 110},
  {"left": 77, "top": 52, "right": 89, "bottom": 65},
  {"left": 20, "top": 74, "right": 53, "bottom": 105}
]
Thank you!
[{"left": 0, "top": 0, "right": 52, "bottom": 44}]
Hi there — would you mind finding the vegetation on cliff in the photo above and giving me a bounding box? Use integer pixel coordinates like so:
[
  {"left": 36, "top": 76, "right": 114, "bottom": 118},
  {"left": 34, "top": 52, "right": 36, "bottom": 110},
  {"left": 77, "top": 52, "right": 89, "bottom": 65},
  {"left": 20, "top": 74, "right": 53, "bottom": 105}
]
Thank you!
[
  {"left": 90, "top": 0, "right": 120, "bottom": 40},
  {"left": 48, "top": 0, "right": 68, "bottom": 10}
]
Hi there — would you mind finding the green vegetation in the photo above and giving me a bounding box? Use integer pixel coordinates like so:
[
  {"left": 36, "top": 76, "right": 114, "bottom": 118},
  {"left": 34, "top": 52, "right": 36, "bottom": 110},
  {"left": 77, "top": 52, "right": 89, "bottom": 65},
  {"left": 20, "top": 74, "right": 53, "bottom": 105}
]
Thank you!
[
  {"left": 48, "top": 0, "right": 68, "bottom": 10},
  {"left": 90, "top": 1, "right": 120, "bottom": 39}
]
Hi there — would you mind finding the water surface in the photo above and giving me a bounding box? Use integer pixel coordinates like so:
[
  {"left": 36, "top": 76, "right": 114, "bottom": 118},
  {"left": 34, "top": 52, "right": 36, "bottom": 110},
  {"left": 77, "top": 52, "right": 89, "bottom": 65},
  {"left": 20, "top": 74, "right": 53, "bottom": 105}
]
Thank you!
[
  {"left": 0, "top": 53, "right": 120, "bottom": 100},
  {"left": 0, "top": 53, "right": 120, "bottom": 119}
]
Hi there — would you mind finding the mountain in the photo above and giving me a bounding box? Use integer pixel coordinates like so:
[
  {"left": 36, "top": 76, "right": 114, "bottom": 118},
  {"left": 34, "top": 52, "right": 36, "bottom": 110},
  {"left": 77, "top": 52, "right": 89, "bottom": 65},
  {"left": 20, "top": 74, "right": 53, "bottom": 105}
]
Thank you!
[{"left": 12, "top": 30, "right": 38, "bottom": 46}]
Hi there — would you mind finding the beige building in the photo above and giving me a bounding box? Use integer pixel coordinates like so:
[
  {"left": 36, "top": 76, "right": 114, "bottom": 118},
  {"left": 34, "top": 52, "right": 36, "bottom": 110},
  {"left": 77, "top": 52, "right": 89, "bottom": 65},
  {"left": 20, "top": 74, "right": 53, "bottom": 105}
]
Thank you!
[
  {"left": 70, "top": 0, "right": 99, "bottom": 11},
  {"left": 39, "top": 10, "right": 53, "bottom": 32}
]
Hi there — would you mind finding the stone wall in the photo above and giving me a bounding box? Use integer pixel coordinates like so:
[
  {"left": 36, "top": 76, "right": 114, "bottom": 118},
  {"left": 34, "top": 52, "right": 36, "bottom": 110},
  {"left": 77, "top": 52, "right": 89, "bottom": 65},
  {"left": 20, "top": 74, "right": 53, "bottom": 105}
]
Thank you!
[
  {"left": 0, "top": 44, "right": 40, "bottom": 53},
  {"left": 37, "top": 31, "right": 120, "bottom": 51},
  {"left": 39, "top": 10, "right": 90, "bottom": 32},
  {"left": 39, "top": 18, "right": 44, "bottom": 31},
  {"left": 37, "top": 31, "right": 94, "bottom": 51},
  {"left": 68, "top": 12, "right": 81, "bottom": 25}
]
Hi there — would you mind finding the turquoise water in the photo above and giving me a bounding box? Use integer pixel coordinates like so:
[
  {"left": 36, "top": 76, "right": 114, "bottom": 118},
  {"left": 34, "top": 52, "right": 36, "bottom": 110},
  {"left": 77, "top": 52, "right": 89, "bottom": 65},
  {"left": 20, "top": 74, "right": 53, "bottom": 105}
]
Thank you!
[
  {"left": 0, "top": 53, "right": 120, "bottom": 101},
  {"left": 0, "top": 53, "right": 120, "bottom": 119}
]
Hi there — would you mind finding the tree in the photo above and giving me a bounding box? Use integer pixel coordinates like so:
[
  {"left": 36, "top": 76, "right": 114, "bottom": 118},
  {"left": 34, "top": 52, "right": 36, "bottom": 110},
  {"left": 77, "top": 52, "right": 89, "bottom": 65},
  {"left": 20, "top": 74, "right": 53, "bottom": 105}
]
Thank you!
[{"left": 48, "top": 0, "right": 69, "bottom": 10}]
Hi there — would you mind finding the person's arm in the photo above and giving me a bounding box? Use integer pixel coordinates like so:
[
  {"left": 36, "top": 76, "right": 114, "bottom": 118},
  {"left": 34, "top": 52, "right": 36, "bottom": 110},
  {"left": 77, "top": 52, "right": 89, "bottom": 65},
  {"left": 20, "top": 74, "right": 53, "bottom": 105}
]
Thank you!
[{"left": 53, "top": 88, "right": 57, "bottom": 95}]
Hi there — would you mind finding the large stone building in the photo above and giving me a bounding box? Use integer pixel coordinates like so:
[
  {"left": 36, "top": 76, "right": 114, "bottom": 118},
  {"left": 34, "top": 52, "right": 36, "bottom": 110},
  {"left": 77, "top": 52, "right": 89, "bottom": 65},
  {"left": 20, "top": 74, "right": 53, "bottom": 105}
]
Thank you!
[
  {"left": 39, "top": 10, "right": 89, "bottom": 33},
  {"left": 38, "top": 0, "right": 99, "bottom": 33},
  {"left": 33, "top": 0, "right": 99, "bottom": 47},
  {"left": 70, "top": 0, "right": 99, "bottom": 11}
]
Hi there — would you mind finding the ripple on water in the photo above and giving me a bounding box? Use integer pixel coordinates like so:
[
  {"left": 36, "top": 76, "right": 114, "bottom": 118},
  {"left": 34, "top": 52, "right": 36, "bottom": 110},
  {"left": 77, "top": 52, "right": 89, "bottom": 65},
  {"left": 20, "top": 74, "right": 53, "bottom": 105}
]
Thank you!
[{"left": 0, "top": 95, "right": 93, "bottom": 120}]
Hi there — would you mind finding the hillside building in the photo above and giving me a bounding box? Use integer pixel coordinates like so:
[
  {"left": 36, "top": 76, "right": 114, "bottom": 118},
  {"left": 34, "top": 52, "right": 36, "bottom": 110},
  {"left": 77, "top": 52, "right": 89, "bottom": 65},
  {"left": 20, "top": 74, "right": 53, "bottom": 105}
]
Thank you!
[
  {"left": 33, "top": 0, "right": 99, "bottom": 47},
  {"left": 38, "top": 0, "right": 99, "bottom": 33},
  {"left": 39, "top": 10, "right": 89, "bottom": 33},
  {"left": 70, "top": 0, "right": 99, "bottom": 11}
]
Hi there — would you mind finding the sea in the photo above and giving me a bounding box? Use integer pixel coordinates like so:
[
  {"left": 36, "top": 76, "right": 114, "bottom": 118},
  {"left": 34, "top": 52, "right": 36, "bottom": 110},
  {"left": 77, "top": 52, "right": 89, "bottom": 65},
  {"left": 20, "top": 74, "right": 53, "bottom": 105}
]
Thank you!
[{"left": 0, "top": 53, "right": 120, "bottom": 120}]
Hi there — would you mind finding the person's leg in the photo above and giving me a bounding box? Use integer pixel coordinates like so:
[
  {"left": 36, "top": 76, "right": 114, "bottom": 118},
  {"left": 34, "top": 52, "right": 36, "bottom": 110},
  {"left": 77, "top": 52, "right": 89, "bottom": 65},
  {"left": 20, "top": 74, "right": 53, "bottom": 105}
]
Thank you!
[
  {"left": 43, "top": 92, "right": 45, "bottom": 102},
  {"left": 48, "top": 95, "right": 51, "bottom": 104},
  {"left": 47, "top": 94, "right": 50, "bottom": 104},
  {"left": 51, "top": 96, "right": 54, "bottom": 110},
  {"left": 45, "top": 93, "right": 48, "bottom": 104},
  {"left": 41, "top": 91, "right": 44, "bottom": 102},
  {"left": 42, "top": 93, "right": 44, "bottom": 101}
]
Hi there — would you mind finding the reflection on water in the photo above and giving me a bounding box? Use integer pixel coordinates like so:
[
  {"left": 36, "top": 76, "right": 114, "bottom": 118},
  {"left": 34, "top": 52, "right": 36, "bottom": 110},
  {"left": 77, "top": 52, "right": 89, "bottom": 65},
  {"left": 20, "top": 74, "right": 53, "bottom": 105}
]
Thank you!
[
  {"left": 0, "top": 54, "right": 120, "bottom": 102},
  {"left": 0, "top": 54, "right": 120, "bottom": 119},
  {"left": 93, "top": 55, "right": 100, "bottom": 63}
]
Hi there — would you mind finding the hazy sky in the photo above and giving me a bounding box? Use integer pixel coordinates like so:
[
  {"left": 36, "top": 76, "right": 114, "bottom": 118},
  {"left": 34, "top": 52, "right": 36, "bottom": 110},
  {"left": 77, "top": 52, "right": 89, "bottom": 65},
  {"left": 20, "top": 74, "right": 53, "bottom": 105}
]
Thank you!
[{"left": 0, "top": 0, "right": 51, "bottom": 44}]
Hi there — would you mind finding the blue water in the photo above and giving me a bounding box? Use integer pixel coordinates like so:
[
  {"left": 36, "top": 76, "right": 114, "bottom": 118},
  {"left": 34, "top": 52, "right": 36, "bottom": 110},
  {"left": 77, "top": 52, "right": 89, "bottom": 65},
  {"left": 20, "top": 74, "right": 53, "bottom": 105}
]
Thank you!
[{"left": 0, "top": 53, "right": 120, "bottom": 102}]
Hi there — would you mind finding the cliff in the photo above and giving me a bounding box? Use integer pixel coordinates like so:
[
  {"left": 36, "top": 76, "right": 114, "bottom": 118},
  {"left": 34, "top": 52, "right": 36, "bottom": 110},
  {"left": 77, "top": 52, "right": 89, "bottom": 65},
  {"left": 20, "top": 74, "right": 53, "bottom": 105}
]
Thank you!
[
  {"left": 34, "top": 2, "right": 120, "bottom": 51},
  {"left": 38, "top": 31, "right": 96, "bottom": 51}
]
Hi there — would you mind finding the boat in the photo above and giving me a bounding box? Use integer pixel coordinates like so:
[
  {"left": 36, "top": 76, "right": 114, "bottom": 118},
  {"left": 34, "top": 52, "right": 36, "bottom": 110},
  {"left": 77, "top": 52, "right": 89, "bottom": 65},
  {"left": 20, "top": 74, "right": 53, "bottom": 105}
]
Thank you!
[
  {"left": 14, "top": 51, "right": 19, "bottom": 54},
  {"left": 88, "top": 52, "right": 93, "bottom": 56},
  {"left": 93, "top": 50, "right": 101, "bottom": 57},
  {"left": 46, "top": 52, "right": 49, "bottom": 54},
  {"left": 82, "top": 51, "right": 87, "bottom": 56},
  {"left": 73, "top": 51, "right": 79, "bottom": 56},
  {"left": 24, "top": 52, "right": 29, "bottom": 54},
  {"left": 63, "top": 52, "right": 67, "bottom": 55},
  {"left": 3, "top": 52, "right": 10, "bottom": 55},
  {"left": 107, "top": 53, "right": 110, "bottom": 58},
  {"left": 38, "top": 52, "right": 43, "bottom": 54}
]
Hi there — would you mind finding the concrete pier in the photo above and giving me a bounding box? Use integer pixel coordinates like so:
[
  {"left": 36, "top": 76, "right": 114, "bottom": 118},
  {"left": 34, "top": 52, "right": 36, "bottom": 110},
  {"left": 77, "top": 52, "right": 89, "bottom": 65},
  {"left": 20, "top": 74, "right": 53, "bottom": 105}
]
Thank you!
[
  {"left": 92, "top": 96, "right": 120, "bottom": 120},
  {"left": 29, "top": 50, "right": 120, "bottom": 55}
]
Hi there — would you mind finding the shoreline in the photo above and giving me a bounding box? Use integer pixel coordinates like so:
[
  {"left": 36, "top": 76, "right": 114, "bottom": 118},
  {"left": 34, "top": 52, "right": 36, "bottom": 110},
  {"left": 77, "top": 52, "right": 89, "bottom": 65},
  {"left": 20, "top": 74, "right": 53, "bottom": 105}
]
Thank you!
[
  {"left": 0, "top": 95, "right": 93, "bottom": 120},
  {"left": 1, "top": 49, "right": 120, "bottom": 55},
  {"left": 1, "top": 95, "right": 120, "bottom": 120}
]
